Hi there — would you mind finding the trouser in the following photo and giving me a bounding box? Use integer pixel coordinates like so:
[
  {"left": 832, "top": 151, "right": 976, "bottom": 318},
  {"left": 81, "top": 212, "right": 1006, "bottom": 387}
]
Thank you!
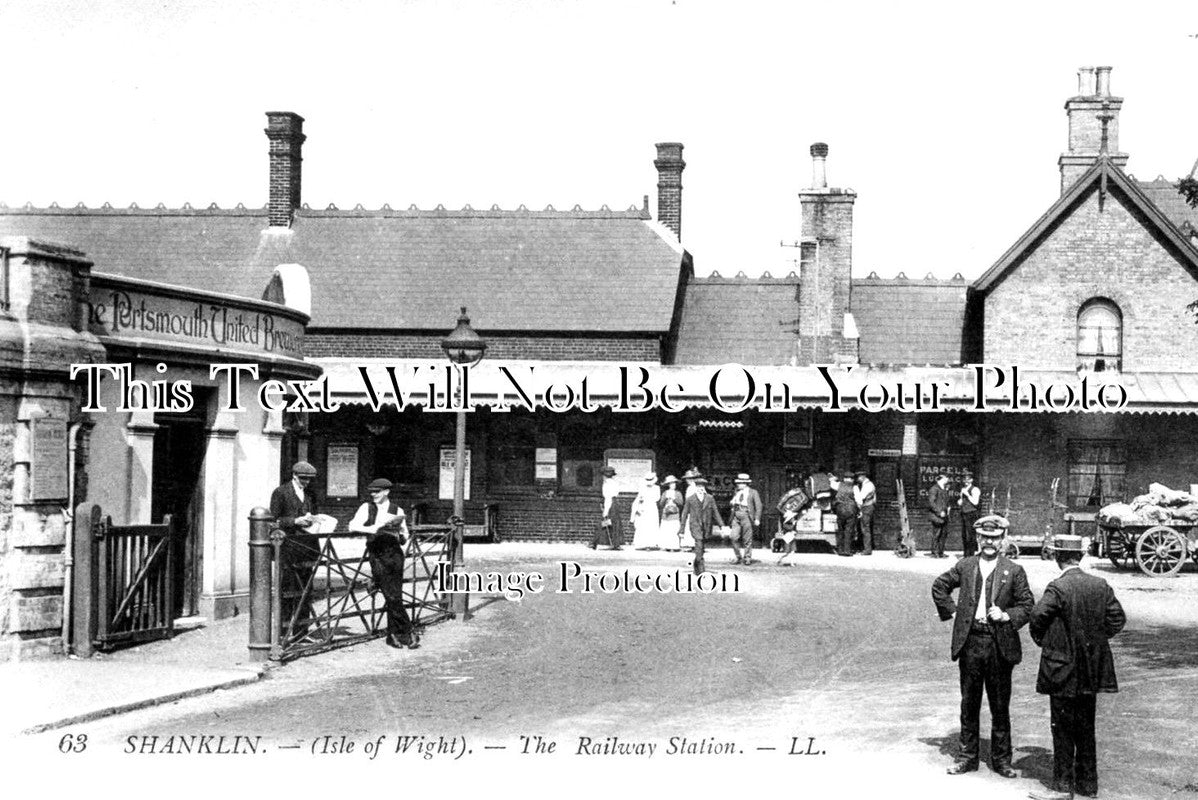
[
  {"left": 691, "top": 528, "right": 706, "bottom": 574},
  {"left": 957, "top": 626, "right": 1014, "bottom": 768},
  {"left": 730, "top": 509, "right": 754, "bottom": 561},
  {"left": 858, "top": 505, "right": 875, "bottom": 553},
  {"left": 961, "top": 511, "right": 979, "bottom": 556},
  {"left": 370, "top": 552, "right": 413, "bottom": 643},
  {"left": 836, "top": 514, "right": 856, "bottom": 555},
  {"left": 931, "top": 518, "right": 949, "bottom": 555},
  {"left": 1050, "top": 694, "right": 1099, "bottom": 796}
]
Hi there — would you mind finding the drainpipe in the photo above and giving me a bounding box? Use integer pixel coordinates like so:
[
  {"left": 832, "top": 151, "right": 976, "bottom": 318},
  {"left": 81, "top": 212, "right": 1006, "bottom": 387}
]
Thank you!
[{"left": 61, "top": 421, "right": 83, "bottom": 653}]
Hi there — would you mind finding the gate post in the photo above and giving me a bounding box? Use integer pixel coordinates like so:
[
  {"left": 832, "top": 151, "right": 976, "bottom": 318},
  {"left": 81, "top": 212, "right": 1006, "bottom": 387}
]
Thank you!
[
  {"left": 247, "top": 507, "right": 274, "bottom": 662},
  {"left": 71, "top": 504, "right": 101, "bottom": 657}
]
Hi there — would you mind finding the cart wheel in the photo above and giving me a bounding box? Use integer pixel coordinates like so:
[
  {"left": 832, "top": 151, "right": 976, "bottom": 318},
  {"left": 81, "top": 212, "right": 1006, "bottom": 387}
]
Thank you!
[
  {"left": 1002, "top": 542, "right": 1020, "bottom": 559},
  {"left": 1135, "top": 526, "right": 1188, "bottom": 577},
  {"left": 1105, "top": 533, "right": 1133, "bottom": 570}
]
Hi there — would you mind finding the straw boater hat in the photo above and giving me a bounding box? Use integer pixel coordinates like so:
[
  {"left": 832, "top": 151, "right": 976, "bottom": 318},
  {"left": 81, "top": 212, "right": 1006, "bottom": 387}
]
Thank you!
[
  {"left": 734, "top": 473, "right": 751, "bottom": 484},
  {"left": 693, "top": 476, "right": 709, "bottom": 485},
  {"left": 1053, "top": 534, "right": 1085, "bottom": 554},
  {"left": 661, "top": 474, "right": 678, "bottom": 486},
  {"left": 682, "top": 467, "right": 703, "bottom": 481},
  {"left": 643, "top": 472, "right": 658, "bottom": 484}
]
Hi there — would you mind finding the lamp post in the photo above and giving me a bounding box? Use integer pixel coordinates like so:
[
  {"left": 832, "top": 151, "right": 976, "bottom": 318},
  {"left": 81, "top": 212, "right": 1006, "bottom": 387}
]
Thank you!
[{"left": 441, "top": 306, "right": 486, "bottom": 620}]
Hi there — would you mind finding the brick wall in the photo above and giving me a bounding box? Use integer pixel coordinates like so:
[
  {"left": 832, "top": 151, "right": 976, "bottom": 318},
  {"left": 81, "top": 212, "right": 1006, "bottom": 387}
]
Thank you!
[
  {"left": 797, "top": 191, "right": 857, "bottom": 363},
  {"left": 984, "top": 187, "right": 1198, "bottom": 370},
  {"left": 306, "top": 332, "right": 662, "bottom": 361}
]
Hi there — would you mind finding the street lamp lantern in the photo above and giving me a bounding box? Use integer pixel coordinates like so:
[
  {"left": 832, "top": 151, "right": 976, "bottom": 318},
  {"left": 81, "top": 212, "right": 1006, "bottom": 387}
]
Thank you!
[
  {"left": 441, "top": 307, "right": 486, "bottom": 367},
  {"left": 441, "top": 306, "right": 486, "bottom": 621}
]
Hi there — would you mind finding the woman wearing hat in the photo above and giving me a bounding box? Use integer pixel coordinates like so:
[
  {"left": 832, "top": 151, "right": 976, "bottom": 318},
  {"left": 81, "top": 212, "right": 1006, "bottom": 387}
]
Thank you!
[
  {"left": 630, "top": 471, "right": 661, "bottom": 550},
  {"left": 589, "top": 466, "right": 624, "bottom": 550},
  {"left": 657, "top": 475, "right": 684, "bottom": 551}
]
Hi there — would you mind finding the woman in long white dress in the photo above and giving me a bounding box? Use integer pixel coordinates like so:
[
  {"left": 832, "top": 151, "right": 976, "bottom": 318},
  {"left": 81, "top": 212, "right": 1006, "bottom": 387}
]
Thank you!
[
  {"left": 657, "top": 475, "right": 684, "bottom": 551},
  {"left": 630, "top": 472, "right": 661, "bottom": 549}
]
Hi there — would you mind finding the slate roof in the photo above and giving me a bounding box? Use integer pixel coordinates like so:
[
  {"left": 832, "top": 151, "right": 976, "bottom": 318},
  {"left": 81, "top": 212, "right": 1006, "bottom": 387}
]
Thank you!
[
  {"left": 672, "top": 273, "right": 800, "bottom": 365},
  {"left": 1136, "top": 176, "right": 1198, "bottom": 237},
  {"left": 852, "top": 274, "right": 970, "bottom": 365},
  {"left": 0, "top": 204, "right": 687, "bottom": 332}
]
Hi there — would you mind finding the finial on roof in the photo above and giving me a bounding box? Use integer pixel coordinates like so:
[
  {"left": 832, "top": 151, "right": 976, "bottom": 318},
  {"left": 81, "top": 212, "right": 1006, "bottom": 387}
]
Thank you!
[
  {"left": 208, "top": 203, "right": 219, "bottom": 210},
  {"left": 600, "top": 204, "right": 610, "bottom": 211},
  {"left": 896, "top": 271, "right": 907, "bottom": 279},
  {"left": 354, "top": 203, "right": 365, "bottom": 210},
  {"left": 435, "top": 204, "right": 446, "bottom": 211},
  {"left": 924, "top": 271, "right": 935, "bottom": 280},
  {"left": 867, "top": 271, "right": 879, "bottom": 278},
  {"left": 762, "top": 270, "right": 773, "bottom": 278},
  {"left": 735, "top": 271, "right": 748, "bottom": 278},
  {"left": 463, "top": 204, "right": 474, "bottom": 211},
  {"left": 156, "top": 203, "right": 167, "bottom": 209},
  {"left": 129, "top": 202, "right": 139, "bottom": 209},
  {"left": 102, "top": 202, "right": 113, "bottom": 209},
  {"left": 408, "top": 204, "right": 419, "bottom": 210},
  {"left": 572, "top": 204, "right": 582, "bottom": 211},
  {"left": 49, "top": 201, "right": 60, "bottom": 209},
  {"left": 952, "top": 272, "right": 964, "bottom": 280},
  {"left": 325, "top": 203, "right": 338, "bottom": 210},
  {"left": 517, "top": 204, "right": 528, "bottom": 211},
  {"left": 235, "top": 203, "right": 246, "bottom": 210},
  {"left": 709, "top": 270, "right": 723, "bottom": 278},
  {"left": 381, "top": 203, "right": 392, "bottom": 211},
  {"left": 544, "top": 204, "right": 556, "bottom": 211},
  {"left": 490, "top": 204, "right": 501, "bottom": 211},
  {"left": 627, "top": 203, "right": 639, "bottom": 211},
  {"left": 75, "top": 202, "right": 86, "bottom": 209},
  {"left": 785, "top": 271, "right": 798, "bottom": 279},
  {"left": 301, "top": 203, "right": 310, "bottom": 209}
]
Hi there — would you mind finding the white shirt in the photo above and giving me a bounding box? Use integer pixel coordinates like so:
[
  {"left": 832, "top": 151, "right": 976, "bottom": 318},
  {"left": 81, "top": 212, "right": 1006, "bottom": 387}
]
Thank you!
[
  {"left": 291, "top": 476, "right": 307, "bottom": 504},
  {"left": 602, "top": 478, "right": 619, "bottom": 517},
  {"left": 975, "top": 557, "right": 999, "bottom": 622},
  {"left": 348, "top": 498, "right": 407, "bottom": 536},
  {"left": 854, "top": 479, "right": 876, "bottom": 507}
]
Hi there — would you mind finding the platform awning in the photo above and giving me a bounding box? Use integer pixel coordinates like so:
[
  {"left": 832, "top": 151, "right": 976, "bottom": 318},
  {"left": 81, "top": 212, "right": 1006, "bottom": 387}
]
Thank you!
[{"left": 309, "top": 359, "right": 1198, "bottom": 415}]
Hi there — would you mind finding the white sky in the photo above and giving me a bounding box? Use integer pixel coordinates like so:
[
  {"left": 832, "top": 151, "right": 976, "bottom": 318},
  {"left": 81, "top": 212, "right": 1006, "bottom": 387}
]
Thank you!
[{"left": 3, "top": 0, "right": 1198, "bottom": 279}]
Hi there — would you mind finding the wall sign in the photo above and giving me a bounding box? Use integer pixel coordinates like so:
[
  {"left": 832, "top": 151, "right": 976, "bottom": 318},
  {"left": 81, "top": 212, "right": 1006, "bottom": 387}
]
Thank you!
[
  {"left": 439, "top": 447, "right": 472, "bottom": 501},
  {"left": 902, "top": 424, "right": 918, "bottom": 455},
  {"left": 31, "top": 416, "right": 68, "bottom": 500},
  {"left": 535, "top": 447, "right": 557, "bottom": 481},
  {"left": 783, "top": 411, "right": 814, "bottom": 448},
  {"left": 604, "top": 449, "right": 655, "bottom": 495},
  {"left": 325, "top": 444, "right": 359, "bottom": 498}
]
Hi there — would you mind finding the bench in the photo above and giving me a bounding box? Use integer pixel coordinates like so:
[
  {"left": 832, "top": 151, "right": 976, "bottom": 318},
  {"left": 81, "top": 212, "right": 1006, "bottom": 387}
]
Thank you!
[{"left": 411, "top": 502, "right": 501, "bottom": 543}]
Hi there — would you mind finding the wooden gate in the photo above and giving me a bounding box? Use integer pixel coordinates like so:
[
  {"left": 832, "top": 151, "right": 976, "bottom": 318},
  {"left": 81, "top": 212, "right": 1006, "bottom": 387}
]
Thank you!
[{"left": 72, "top": 504, "right": 178, "bottom": 655}]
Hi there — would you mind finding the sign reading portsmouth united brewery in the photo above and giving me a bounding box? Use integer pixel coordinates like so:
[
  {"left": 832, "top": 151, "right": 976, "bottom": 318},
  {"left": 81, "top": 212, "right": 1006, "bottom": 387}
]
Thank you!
[{"left": 87, "top": 274, "right": 305, "bottom": 359}]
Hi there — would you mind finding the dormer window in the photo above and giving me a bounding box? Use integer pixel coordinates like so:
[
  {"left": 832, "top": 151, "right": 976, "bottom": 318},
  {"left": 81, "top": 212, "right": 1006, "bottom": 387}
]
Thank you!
[{"left": 1077, "top": 299, "right": 1122, "bottom": 373}]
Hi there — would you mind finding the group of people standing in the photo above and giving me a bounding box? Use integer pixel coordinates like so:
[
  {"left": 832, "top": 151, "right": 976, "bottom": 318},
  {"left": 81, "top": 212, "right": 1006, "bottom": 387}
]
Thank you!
[
  {"left": 831, "top": 471, "right": 878, "bottom": 556},
  {"left": 928, "top": 472, "right": 983, "bottom": 557},
  {"left": 932, "top": 516, "right": 1125, "bottom": 800},
  {"left": 592, "top": 467, "right": 762, "bottom": 575}
]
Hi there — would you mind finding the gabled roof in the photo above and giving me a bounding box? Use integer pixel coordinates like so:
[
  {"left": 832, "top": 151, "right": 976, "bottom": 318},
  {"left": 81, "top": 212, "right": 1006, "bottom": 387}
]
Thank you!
[
  {"left": 974, "top": 160, "right": 1198, "bottom": 293},
  {"left": 0, "top": 204, "right": 688, "bottom": 333},
  {"left": 1136, "top": 176, "right": 1198, "bottom": 235},
  {"left": 672, "top": 273, "right": 800, "bottom": 365},
  {"left": 852, "top": 273, "right": 969, "bottom": 365}
]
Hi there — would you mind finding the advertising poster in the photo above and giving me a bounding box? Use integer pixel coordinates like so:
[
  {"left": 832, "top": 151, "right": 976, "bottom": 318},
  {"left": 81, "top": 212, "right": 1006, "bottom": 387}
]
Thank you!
[{"left": 2, "top": 5, "right": 1196, "bottom": 800}]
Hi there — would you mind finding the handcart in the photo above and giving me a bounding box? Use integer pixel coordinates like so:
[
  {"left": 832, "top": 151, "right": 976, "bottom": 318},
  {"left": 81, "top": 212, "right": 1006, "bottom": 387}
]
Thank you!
[{"left": 1099, "top": 519, "right": 1197, "bottom": 577}]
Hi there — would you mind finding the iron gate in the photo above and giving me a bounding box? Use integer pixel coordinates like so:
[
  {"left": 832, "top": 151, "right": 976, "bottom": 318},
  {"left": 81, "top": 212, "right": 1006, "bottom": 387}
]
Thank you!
[
  {"left": 269, "top": 523, "right": 455, "bottom": 662},
  {"left": 72, "top": 503, "right": 178, "bottom": 654}
]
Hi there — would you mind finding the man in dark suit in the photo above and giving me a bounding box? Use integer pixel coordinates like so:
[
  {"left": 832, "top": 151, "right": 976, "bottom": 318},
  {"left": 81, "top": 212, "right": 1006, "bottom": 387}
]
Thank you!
[
  {"left": 932, "top": 515, "right": 1035, "bottom": 778},
  {"left": 728, "top": 473, "right": 763, "bottom": 565},
  {"left": 679, "top": 477, "right": 725, "bottom": 575},
  {"left": 269, "top": 461, "right": 319, "bottom": 638},
  {"left": 1028, "top": 535, "right": 1126, "bottom": 800},
  {"left": 833, "top": 472, "right": 858, "bottom": 557},
  {"left": 927, "top": 474, "right": 951, "bottom": 557}
]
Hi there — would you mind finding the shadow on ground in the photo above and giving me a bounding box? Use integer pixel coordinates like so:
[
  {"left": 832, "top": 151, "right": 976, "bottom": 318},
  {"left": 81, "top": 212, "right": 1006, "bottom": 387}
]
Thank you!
[{"left": 1114, "top": 624, "right": 1198, "bottom": 669}]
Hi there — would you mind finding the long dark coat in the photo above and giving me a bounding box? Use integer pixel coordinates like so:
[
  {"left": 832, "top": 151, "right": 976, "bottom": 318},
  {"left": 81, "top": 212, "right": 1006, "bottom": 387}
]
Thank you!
[
  {"left": 1030, "top": 568, "right": 1126, "bottom": 696},
  {"left": 931, "top": 554, "right": 1035, "bottom": 664}
]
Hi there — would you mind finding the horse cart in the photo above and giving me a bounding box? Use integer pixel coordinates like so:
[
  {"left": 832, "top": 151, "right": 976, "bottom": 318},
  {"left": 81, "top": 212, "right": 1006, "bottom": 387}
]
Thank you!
[{"left": 1099, "top": 520, "right": 1197, "bottom": 577}]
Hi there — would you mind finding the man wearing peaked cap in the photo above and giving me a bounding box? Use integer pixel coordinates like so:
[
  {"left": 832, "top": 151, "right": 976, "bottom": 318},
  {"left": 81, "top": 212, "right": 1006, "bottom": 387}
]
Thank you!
[
  {"left": 728, "top": 473, "right": 762, "bottom": 565},
  {"left": 1028, "top": 535, "right": 1125, "bottom": 800},
  {"left": 932, "top": 514, "right": 1034, "bottom": 779},
  {"left": 348, "top": 478, "right": 417, "bottom": 649},
  {"left": 269, "top": 461, "right": 321, "bottom": 637}
]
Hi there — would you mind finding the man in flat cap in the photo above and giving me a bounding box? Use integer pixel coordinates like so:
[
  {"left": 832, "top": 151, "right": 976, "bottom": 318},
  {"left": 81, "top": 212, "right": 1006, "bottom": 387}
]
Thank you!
[
  {"left": 932, "top": 514, "right": 1034, "bottom": 779},
  {"left": 269, "top": 461, "right": 320, "bottom": 637},
  {"left": 927, "top": 473, "right": 952, "bottom": 558},
  {"left": 680, "top": 476, "right": 725, "bottom": 575},
  {"left": 728, "top": 473, "right": 762, "bottom": 565},
  {"left": 1028, "top": 535, "right": 1125, "bottom": 800},
  {"left": 349, "top": 478, "right": 418, "bottom": 649}
]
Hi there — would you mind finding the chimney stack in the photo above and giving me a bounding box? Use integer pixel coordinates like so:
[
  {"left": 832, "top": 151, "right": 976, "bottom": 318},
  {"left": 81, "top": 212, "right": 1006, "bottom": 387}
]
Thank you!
[
  {"left": 1059, "top": 66, "right": 1127, "bottom": 194},
  {"left": 265, "top": 112, "right": 306, "bottom": 228},
  {"left": 796, "top": 143, "right": 858, "bottom": 365},
  {"left": 654, "top": 142, "right": 685, "bottom": 240}
]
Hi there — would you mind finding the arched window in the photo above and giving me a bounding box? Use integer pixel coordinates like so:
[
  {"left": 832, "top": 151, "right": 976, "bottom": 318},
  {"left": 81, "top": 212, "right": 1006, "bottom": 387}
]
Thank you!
[{"left": 1077, "top": 299, "right": 1122, "bottom": 373}]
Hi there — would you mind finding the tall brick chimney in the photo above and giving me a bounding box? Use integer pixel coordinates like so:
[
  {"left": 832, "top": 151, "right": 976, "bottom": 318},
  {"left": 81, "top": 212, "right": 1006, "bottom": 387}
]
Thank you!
[
  {"left": 654, "top": 142, "right": 685, "bottom": 240},
  {"left": 797, "top": 143, "right": 858, "bottom": 364},
  {"left": 265, "top": 112, "right": 306, "bottom": 228},
  {"left": 1059, "top": 66, "right": 1127, "bottom": 193}
]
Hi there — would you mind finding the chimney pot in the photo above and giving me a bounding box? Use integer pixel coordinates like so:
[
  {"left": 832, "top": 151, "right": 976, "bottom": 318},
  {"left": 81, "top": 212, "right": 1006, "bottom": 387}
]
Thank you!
[
  {"left": 1077, "top": 66, "right": 1096, "bottom": 96},
  {"left": 1095, "top": 66, "right": 1112, "bottom": 97},
  {"left": 654, "top": 142, "right": 685, "bottom": 240},
  {"left": 810, "top": 142, "right": 829, "bottom": 189}
]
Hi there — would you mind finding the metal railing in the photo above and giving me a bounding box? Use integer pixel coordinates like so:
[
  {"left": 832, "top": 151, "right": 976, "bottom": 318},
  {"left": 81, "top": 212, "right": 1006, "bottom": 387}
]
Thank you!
[{"left": 249, "top": 510, "right": 456, "bottom": 662}]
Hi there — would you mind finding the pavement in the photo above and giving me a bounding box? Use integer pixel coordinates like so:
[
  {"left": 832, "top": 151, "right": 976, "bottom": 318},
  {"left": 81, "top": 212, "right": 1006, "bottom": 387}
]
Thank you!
[
  {"left": 0, "top": 614, "right": 267, "bottom": 736},
  {"left": 4, "top": 540, "right": 1196, "bottom": 746}
]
